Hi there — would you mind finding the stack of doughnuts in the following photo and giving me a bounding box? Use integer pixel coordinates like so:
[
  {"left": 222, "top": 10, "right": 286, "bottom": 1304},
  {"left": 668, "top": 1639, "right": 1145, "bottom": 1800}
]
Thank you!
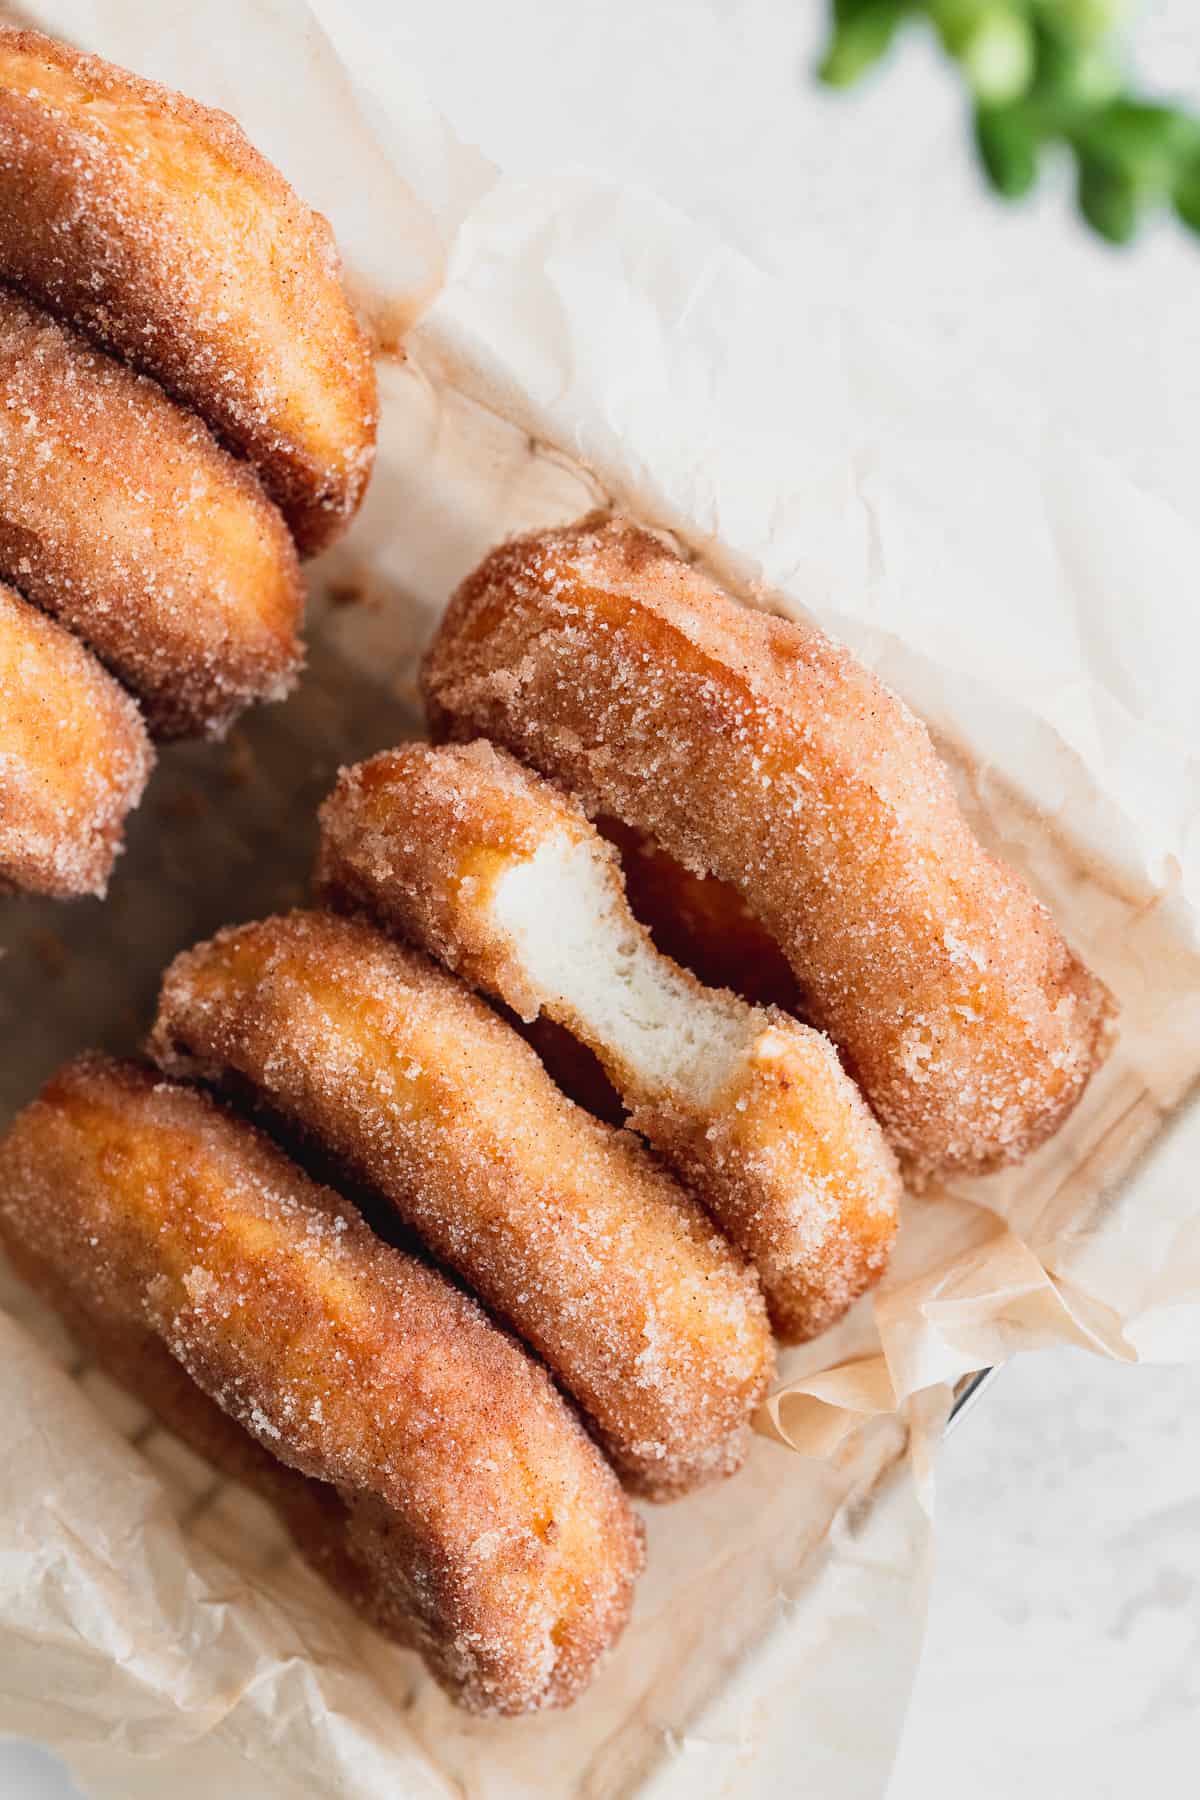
[
  {"left": 314, "top": 740, "right": 903, "bottom": 1342},
  {"left": 0, "top": 1056, "right": 645, "bottom": 1716},
  {"left": 0, "top": 28, "right": 377, "bottom": 898},
  {"left": 0, "top": 511, "right": 1117, "bottom": 1714},
  {"left": 2, "top": 897, "right": 777, "bottom": 1708},
  {"left": 422, "top": 514, "right": 1118, "bottom": 1183}
]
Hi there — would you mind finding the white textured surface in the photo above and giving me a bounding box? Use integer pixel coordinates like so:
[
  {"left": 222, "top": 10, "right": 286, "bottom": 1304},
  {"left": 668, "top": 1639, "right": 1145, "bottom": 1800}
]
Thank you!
[
  {"left": 2, "top": 1, "right": 1197, "bottom": 1793},
  {"left": 336, "top": 0, "right": 1198, "bottom": 511},
  {"left": 892, "top": 1354, "right": 1200, "bottom": 1796},
  {"left": 0, "top": 1745, "right": 79, "bottom": 1799}
]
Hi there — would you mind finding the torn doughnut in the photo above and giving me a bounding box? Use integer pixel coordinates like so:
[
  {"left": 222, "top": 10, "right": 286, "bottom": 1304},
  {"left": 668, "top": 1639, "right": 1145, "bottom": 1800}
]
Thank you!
[
  {"left": 600, "top": 818, "right": 806, "bottom": 1013},
  {"left": 0, "top": 581, "right": 152, "bottom": 897},
  {"left": 0, "top": 28, "right": 377, "bottom": 553},
  {"left": 0, "top": 285, "right": 303, "bottom": 738},
  {"left": 317, "top": 741, "right": 901, "bottom": 1341},
  {"left": 0, "top": 1055, "right": 643, "bottom": 1715},
  {"left": 423, "top": 514, "right": 1117, "bottom": 1179},
  {"left": 150, "top": 909, "right": 774, "bottom": 1498}
]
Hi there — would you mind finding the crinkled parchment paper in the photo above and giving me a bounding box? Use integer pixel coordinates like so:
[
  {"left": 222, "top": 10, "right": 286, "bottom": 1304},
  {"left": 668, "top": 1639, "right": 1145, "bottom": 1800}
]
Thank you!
[{"left": 1, "top": 2, "right": 1198, "bottom": 1794}]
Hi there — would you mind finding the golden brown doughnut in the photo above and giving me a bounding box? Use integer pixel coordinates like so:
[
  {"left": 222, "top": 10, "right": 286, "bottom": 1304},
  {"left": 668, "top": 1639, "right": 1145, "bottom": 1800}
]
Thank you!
[
  {"left": 0, "top": 28, "right": 377, "bottom": 553},
  {"left": 150, "top": 910, "right": 774, "bottom": 1498},
  {"left": 1, "top": 1207, "right": 377, "bottom": 1638},
  {"left": 0, "top": 1055, "right": 642, "bottom": 1714},
  {"left": 316, "top": 741, "right": 901, "bottom": 1340},
  {"left": 0, "top": 285, "right": 303, "bottom": 738},
  {"left": 423, "top": 514, "right": 1117, "bottom": 1179},
  {"left": 0, "top": 580, "right": 152, "bottom": 896}
]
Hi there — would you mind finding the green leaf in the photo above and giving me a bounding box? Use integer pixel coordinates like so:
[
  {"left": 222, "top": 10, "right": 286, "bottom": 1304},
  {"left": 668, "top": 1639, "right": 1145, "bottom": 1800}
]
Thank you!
[
  {"left": 1173, "top": 152, "right": 1200, "bottom": 236},
  {"left": 817, "top": 0, "right": 1200, "bottom": 247},
  {"left": 1075, "top": 99, "right": 1200, "bottom": 193},
  {"left": 819, "top": 0, "right": 907, "bottom": 87},
  {"left": 1077, "top": 152, "right": 1139, "bottom": 242},
  {"left": 958, "top": 10, "right": 1036, "bottom": 104},
  {"left": 1032, "top": 32, "right": 1122, "bottom": 113},
  {"left": 930, "top": 0, "right": 1035, "bottom": 99},
  {"left": 975, "top": 102, "right": 1040, "bottom": 197},
  {"left": 928, "top": 0, "right": 994, "bottom": 52},
  {"left": 1037, "top": 0, "right": 1133, "bottom": 49}
]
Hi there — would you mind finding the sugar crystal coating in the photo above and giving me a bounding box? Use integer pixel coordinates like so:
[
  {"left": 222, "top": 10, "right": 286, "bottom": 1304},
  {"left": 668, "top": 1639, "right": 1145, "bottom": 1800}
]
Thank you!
[
  {"left": 0, "top": 283, "right": 303, "bottom": 739},
  {"left": 0, "top": 1055, "right": 642, "bottom": 1715},
  {"left": 0, "top": 27, "right": 377, "bottom": 553},
  {"left": 0, "top": 581, "right": 152, "bottom": 896},
  {"left": 150, "top": 909, "right": 775, "bottom": 1499}
]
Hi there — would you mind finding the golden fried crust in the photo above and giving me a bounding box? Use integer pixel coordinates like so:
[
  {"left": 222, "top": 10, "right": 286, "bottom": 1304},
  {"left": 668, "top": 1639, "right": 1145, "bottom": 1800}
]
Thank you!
[
  {"left": 150, "top": 910, "right": 774, "bottom": 1499},
  {"left": 318, "top": 745, "right": 629, "bottom": 1123},
  {"left": 0, "top": 581, "right": 152, "bottom": 896},
  {"left": 423, "top": 515, "right": 1118, "bottom": 1179},
  {"left": 316, "top": 740, "right": 594, "bottom": 1020},
  {"left": 0, "top": 29, "right": 377, "bottom": 553},
  {"left": 316, "top": 742, "right": 900, "bottom": 1341},
  {"left": 0, "top": 287, "right": 303, "bottom": 738},
  {"left": 0, "top": 1217, "right": 375, "bottom": 1623},
  {"left": 0, "top": 1056, "right": 642, "bottom": 1714}
]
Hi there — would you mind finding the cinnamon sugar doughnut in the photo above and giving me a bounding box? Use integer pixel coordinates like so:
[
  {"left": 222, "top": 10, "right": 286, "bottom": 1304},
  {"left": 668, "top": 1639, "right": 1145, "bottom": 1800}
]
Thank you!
[
  {"left": 0, "top": 1055, "right": 642, "bottom": 1714},
  {"left": 150, "top": 910, "right": 774, "bottom": 1499},
  {"left": 2, "top": 1209, "right": 380, "bottom": 1645},
  {"left": 317, "top": 741, "right": 901, "bottom": 1340},
  {"left": 0, "top": 286, "right": 303, "bottom": 738},
  {"left": 0, "top": 28, "right": 377, "bottom": 553},
  {"left": 0, "top": 581, "right": 152, "bottom": 896},
  {"left": 423, "top": 514, "right": 1117, "bottom": 1179}
]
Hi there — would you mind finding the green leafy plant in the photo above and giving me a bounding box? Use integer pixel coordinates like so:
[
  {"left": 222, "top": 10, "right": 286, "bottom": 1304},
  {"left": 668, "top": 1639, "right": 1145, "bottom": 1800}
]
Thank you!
[{"left": 818, "top": 1, "right": 1200, "bottom": 243}]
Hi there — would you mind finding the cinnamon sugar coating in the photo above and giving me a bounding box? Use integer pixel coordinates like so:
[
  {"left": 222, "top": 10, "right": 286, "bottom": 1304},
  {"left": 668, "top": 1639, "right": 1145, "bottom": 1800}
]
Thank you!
[
  {"left": 0, "top": 29, "right": 377, "bottom": 553},
  {"left": 423, "top": 515, "right": 1117, "bottom": 1179},
  {"left": 150, "top": 910, "right": 774, "bottom": 1498},
  {"left": 0, "top": 286, "right": 303, "bottom": 738},
  {"left": 0, "top": 1056, "right": 642, "bottom": 1714},
  {"left": 316, "top": 740, "right": 592, "bottom": 1020},
  {"left": 2, "top": 1205, "right": 379, "bottom": 1642},
  {"left": 317, "top": 741, "right": 900, "bottom": 1340},
  {"left": 0, "top": 581, "right": 152, "bottom": 896}
]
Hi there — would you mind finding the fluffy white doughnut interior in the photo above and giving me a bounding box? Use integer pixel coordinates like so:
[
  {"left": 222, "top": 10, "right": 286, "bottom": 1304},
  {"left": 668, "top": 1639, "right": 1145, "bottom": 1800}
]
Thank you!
[{"left": 489, "top": 832, "right": 753, "bottom": 1105}]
